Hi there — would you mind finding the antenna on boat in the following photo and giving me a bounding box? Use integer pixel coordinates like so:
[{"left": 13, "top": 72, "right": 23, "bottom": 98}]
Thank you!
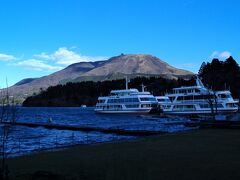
[
  {"left": 125, "top": 76, "right": 129, "bottom": 90},
  {"left": 141, "top": 83, "right": 146, "bottom": 92}
]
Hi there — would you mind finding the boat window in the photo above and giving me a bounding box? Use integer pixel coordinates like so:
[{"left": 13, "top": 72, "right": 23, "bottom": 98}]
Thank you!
[
  {"left": 169, "top": 97, "right": 175, "bottom": 102},
  {"left": 200, "top": 103, "right": 224, "bottom": 108},
  {"left": 199, "top": 104, "right": 210, "bottom": 108},
  {"left": 218, "top": 94, "right": 227, "bottom": 98},
  {"left": 158, "top": 98, "right": 170, "bottom": 102},
  {"left": 140, "top": 97, "right": 157, "bottom": 102},
  {"left": 133, "top": 98, "right": 139, "bottom": 102},
  {"left": 107, "top": 98, "right": 140, "bottom": 103},
  {"left": 177, "top": 96, "right": 193, "bottom": 101},
  {"left": 98, "top": 99, "right": 105, "bottom": 103},
  {"left": 177, "top": 95, "right": 217, "bottom": 101},
  {"left": 178, "top": 89, "right": 187, "bottom": 94},
  {"left": 107, "top": 99, "right": 113, "bottom": 103},
  {"left": 226, "top": 103, "right": 238, "bottom": 107},
  {"left": 141, "top": 104, "right": 151, "bottom": 108},
  {"left": 162, "top": 105, "right": 171, "bottom": 109},
  {"left": 125, "top": 98, "right": 140, "bottom": 102},
  {"left": 103, "top": 105, "right": 122, "bottom": 109},
  {"left": 125, "top": 104, "right": 139, "bottom": 108},
  {"left": 195, "top": 89, "right": 200, "bottom": 93},
  {"left": 217, "top": 104, "right": 224, "bottom": 108},
  {"left": 173, "top": 105, "right": 195, "bottom": 110},
  {"left": 218, "top": 94, "right": 231, "bottom": 99}
]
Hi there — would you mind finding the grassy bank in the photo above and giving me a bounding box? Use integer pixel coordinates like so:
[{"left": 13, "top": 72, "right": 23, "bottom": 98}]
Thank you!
[{"left": 6, "top": 129, "right": 240, "bottom": 180}]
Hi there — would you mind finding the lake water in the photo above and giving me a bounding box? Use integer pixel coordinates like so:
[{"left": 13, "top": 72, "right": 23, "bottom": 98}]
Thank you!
[{"left": 0, "top": 107, "right": 197, "bottom": 157}]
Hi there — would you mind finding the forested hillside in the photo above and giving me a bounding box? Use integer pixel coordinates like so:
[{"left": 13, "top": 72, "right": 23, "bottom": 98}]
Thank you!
[{"left": 23, "top": 77, "right": 195, "bottom": 107}]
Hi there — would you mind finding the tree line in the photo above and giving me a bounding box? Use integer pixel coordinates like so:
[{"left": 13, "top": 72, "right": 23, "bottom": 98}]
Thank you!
[
  {"left": 22, "top": 77, "right": 195, "bottom": 107},
  {"left": 198, "top": 56, "right": 240, "bottom": 98}
]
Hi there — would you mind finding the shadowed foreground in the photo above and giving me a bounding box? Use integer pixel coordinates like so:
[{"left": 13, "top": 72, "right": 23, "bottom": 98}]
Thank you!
[{"left": 7, "top": 129, "right": 240, "bottom": 180}]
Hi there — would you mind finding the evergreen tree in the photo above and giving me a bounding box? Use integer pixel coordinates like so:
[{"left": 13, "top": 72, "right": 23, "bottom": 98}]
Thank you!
[
  {"left": 198, "top": 62, "right": 206, "bottom": 75},
  {"left": 198, "top": 56, "right": 240, "bottom": 98}
]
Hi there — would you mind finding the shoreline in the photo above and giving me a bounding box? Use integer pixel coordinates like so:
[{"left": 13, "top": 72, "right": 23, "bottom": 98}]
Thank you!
[
  {"left": 6, "top": 127, "right": 198, "bottom": 158},
  {"left": 6, "top": 128, "right": 240, "bottom": 180}
]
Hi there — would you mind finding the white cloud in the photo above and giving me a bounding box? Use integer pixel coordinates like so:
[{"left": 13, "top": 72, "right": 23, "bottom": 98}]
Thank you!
[
  {"left": 0, "top": 53, "right": 16, "bottom": 61},
  {"left": 16, "top": 59, "right": 63, "bottom": 71},
  {"left": 33, "top": 52, "right": 51, "bottom": 60},
  {"left": 210, "top": 51, "right": 231, "bottom": 60},
  {"left": 53, "top": 47, "right": 88, "bottom": 65},
  {"left": 35, "top": 47, "right": 107, "bottom": 65},
  {"left": 5, "top": 47, "right": 107, "bottom": 72},
  {"left": 219, "top": 51, "right": 231, "bottom": 59}
]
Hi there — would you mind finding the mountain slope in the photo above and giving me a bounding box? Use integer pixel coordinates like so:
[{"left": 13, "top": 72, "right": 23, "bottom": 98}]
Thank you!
[
  {"left": 77, "top": 54, "right": 192, "bottom": 80},
  {"left": 81, "top": 54, "right": 192, "bottom": 76},
  {"left": 14, "top": 78, "right": 37, "bottom": 86},
  {"left": 8, "top": 54, "right": 193, "bottom": 98},
  {"left": 8, "top": 61, "right": 105, "bottom": 97}
]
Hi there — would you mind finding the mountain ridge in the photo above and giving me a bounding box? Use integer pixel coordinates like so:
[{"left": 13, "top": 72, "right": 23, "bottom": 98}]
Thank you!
[{"left": 7, "top": 54, "right": 193, "bottom": 99}]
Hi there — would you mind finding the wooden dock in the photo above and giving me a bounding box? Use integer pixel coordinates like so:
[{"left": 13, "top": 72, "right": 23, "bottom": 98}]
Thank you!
[
  {"left": 1, "top": 121, "right": 167, "bottom": 136},
  {"left": 3, "top": 120, "right": 239, "bottom": 137}
]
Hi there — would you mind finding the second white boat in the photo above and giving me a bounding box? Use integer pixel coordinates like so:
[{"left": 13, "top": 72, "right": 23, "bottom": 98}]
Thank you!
[{"left": 156, "top": 77, "right": 239, "bottom": 115}]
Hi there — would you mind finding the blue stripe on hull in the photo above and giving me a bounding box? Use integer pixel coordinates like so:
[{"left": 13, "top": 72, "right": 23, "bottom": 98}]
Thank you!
[
  {"left": 164, "top": 109, "right": 238, "bottom": 115},
  {"left": 94, "top": 108, "right": 151, "bottom": 114}
]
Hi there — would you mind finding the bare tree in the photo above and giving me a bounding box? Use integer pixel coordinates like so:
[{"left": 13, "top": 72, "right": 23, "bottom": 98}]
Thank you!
[
  {"left": 0, "top": 80, "right": 17, "bottom": 179},
  {"left": 205, "top": 89, "right": 218, "bottom": 121},
  {"left": 0, "top": 89, "right": 6, "bottom": 123},
  {"left": 0, "top": 124, "right": 11, "bottom": 179}
]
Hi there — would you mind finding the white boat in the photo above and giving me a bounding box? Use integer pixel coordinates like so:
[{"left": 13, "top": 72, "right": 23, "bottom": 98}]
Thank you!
[
  {"left": 156, "top": 77, "right": 239, "bottom": 115},
  {"left": 94, "top": 78, "right": 158, "bottom": 114}
]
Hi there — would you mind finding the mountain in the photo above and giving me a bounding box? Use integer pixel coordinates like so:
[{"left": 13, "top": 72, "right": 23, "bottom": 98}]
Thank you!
[
  {"left": 8, "top": 61, "right": 105, "bottom": 98},
  {"left": 7, "top": 54, "right": 193, "bottom": 99},
  {"left": 14, "top": 78, "right": 37, "bottom": 86},
  {"left": 76, "top": 54, "right": 192, "bottom": 80}
]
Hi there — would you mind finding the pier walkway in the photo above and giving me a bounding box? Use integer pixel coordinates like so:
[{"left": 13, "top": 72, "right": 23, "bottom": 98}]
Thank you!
[
  {"left": 1, "top": 121, "right": 167, "bottom": 136},
  {"left": 2, "top": 119, "right": 240, "bottom": 137}
]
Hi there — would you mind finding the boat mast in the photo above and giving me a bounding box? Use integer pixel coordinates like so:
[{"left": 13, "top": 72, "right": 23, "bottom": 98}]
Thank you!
[
  {"left": 141, "top": 83, "right": 145, "bottom": 92},
  {"left": 125, "top": 76, "right": 128, "bottom": 90}
]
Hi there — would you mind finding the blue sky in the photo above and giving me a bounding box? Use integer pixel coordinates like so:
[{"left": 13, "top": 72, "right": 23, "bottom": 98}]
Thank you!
[{"left": 0, "top": 0, "right": 240, "bottom": 87}]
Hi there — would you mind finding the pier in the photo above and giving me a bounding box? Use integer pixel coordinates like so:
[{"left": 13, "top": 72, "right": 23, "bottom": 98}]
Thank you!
[
  {"left": 1, "top": 121, "right": 167, "bottom": 136},
  {"left": 2, "top": 119, "right": 240, "bottom": 137}
]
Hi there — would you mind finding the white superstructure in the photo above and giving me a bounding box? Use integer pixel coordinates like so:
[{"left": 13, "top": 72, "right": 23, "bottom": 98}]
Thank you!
[
  {"left": 94, "top": 78, "right": 158, "bottom": 114},
  {"left": 157, "top": 77, "right": 239, "bottom": 115}
]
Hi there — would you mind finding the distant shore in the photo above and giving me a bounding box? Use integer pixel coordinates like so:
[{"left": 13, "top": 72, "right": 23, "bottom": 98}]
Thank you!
[{"left": 7, "top": 129, "right": 240, "bottom": 180}]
